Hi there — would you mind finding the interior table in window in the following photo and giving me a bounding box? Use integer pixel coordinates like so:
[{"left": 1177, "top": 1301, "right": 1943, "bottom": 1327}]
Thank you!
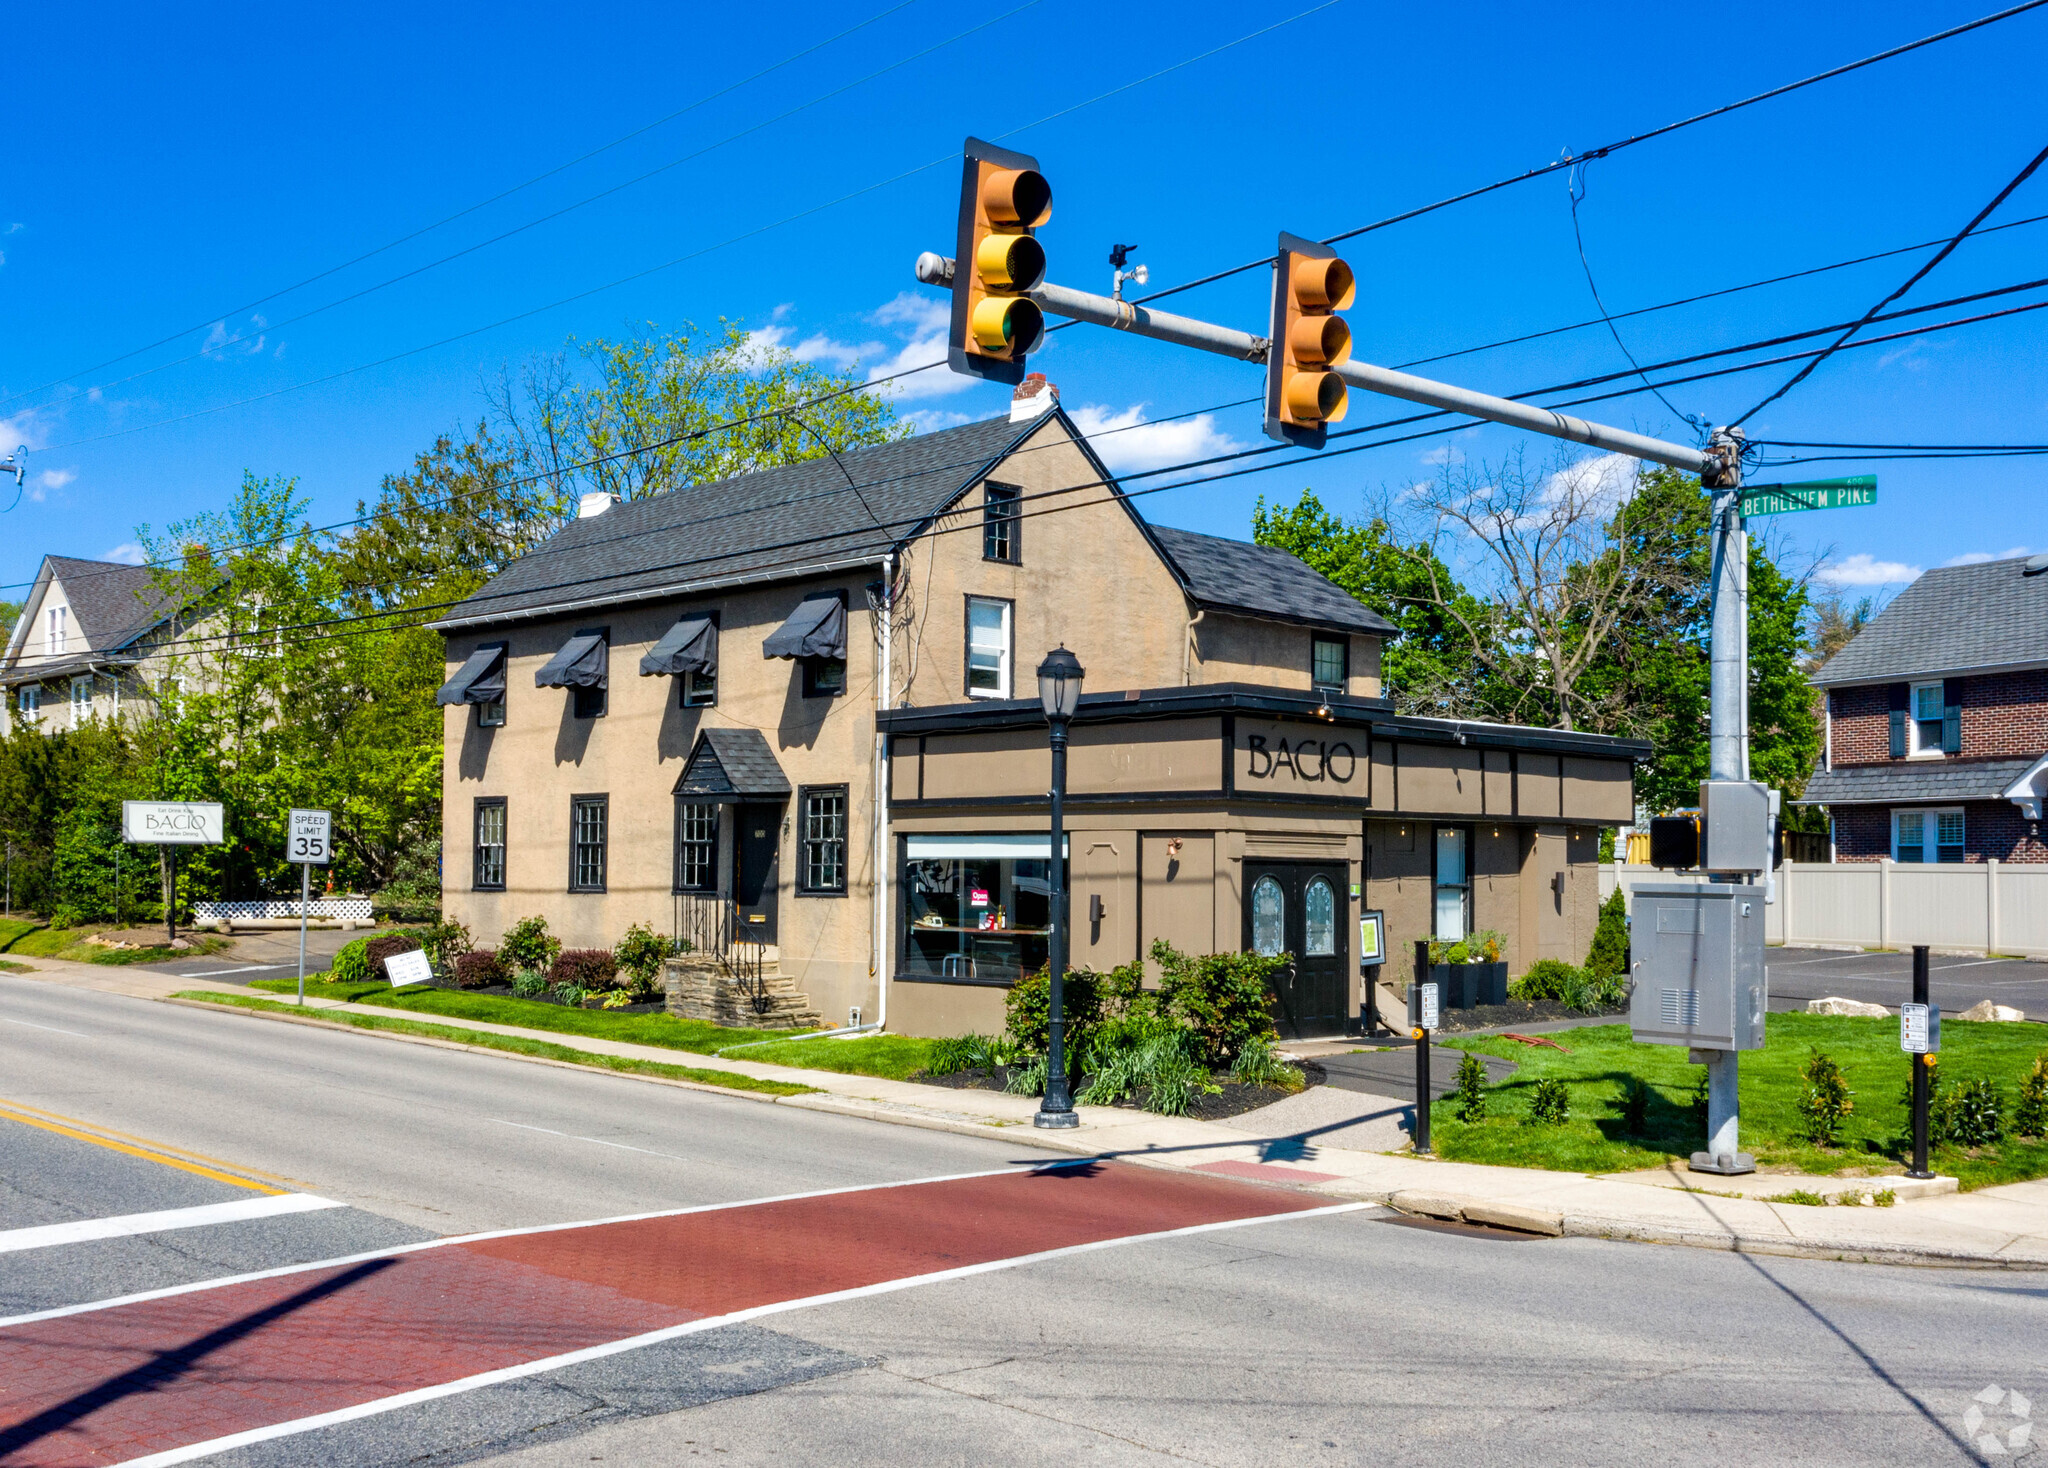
[{"left": 900, "top": 834, "right": 1067, "bottom": 983}]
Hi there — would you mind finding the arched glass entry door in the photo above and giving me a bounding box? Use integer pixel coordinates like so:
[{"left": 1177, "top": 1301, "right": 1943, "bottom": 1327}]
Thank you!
[{"left": 1241, "top": 861, "right": 1349, "bottom": 1038}]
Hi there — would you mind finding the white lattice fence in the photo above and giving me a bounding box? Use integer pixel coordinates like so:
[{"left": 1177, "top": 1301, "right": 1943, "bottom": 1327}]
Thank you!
[{"left": 193, "top": 897, "right": 372, "bottom": 922}]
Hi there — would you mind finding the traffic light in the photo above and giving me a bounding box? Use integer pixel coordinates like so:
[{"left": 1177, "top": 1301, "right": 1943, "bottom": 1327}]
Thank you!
[
  {"left": 948, "top": 137, "right": 1052, "bottom": 384},
  {"left": 1264, "top": 232, "right": 1355, "bottom": 448}
]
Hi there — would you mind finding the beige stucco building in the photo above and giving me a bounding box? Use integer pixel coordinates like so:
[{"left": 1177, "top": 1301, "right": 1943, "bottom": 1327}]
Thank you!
[
  {"left": 0, "top": 556, "right": 192, "bottom": 732},
  {"left": 434, "top": 395, "right": 1640, "bottom": 1038}
]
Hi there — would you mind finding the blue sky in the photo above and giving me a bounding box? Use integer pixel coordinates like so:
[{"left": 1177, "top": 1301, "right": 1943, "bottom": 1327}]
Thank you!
[{"left": 4, "top": 0, "right": 2044, "bottom": 606}]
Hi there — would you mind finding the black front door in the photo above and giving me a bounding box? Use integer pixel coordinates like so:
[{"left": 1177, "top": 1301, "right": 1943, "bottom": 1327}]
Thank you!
[
  {"left": 734, "top": 803, "right": 781, "bottom": 943},
  {"left": 1243, "top": 860, "right": 1349, "bottom": 1038}
]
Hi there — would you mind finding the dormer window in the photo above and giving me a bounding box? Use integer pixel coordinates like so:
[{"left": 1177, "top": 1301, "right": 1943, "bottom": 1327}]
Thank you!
[{"left": 1312, "top": 636, "right": 1347, "bottom": 694}]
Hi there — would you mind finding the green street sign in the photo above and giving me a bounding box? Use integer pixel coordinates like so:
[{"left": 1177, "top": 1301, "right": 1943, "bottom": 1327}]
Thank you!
[{"left": 1740, "top": 475, "right": 1877, "bottom": 516}]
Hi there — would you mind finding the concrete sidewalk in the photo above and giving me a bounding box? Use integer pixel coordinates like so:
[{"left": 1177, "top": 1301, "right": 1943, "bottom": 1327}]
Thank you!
[{"left": 13, "top": 956, "right": 2048, "bottom": 1269}]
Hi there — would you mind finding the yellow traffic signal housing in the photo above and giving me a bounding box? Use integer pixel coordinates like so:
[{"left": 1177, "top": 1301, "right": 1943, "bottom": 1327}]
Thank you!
[
  {"left": 1264, "top": 232, "right": 1355, "bottom": 448},
  {"left": 949, "top": 137, "right": 1052, "bottom": 384}
]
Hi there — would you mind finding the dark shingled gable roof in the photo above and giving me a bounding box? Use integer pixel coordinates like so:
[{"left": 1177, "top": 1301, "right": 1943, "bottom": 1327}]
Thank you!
[
  {"left": 432, "top": 415, "right": 1037, "bottom": 630},
  {"left": 1147, "top": 525, "right": 1394, "bottom": 636},
  {"left": 1814, "top": 556, "right": 2048, "bottom": 686},
  {"left": 46, "top": 557, "right": 180, "bottom": 651},
  {"left": 1798, "top": 756, "right": 2038, "bottom": 806}
]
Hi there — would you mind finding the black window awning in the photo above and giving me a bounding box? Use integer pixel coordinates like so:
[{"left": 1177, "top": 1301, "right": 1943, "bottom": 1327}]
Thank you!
[
  {"left": 640, "top": 614, "right": 718, "bottom": 678},
  {"left": 762, "top": 593, "right": 846, "bottom": 661},
  {"left": 436, "top": 645, "right": 506, "bottom": 705},
  {"left": 535, "top": 632, "right": 608, "bottom": 689}
]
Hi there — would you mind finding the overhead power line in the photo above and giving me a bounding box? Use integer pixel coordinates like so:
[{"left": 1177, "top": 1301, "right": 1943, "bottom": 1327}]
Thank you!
[{"left": 1119, "top": 0, "right": 2048, "bottom": 314}]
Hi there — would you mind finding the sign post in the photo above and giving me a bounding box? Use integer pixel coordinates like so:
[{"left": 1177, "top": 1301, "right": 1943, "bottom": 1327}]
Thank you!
[
  {"left": 287, "top": 809, "right": 333, "bottom": 1006},
  {"left": 121, "top": 801, "right": 225, "bottom": 946},
  {"left": 1409, "top": 939, "right": 1438, "bottom": 1156},
  {"left": 1902, "top": 944, "right": 1940, "bottom": 1180}
]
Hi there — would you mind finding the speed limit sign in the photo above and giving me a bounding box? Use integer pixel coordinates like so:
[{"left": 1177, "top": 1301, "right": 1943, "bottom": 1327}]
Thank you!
[{"left": 288, "top": 809, "right": 333, "bottom": 865}]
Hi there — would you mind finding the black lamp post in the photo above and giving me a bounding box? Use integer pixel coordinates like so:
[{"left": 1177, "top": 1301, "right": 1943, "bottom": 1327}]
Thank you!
[{"left": 1035, "top": 645, "right": 1084, "bottom": 1128}]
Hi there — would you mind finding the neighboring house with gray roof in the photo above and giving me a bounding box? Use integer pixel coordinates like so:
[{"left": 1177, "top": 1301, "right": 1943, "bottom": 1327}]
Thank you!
[
  {"left": 0, "top": 555, "right": 200, "bottom": 733},
  {"left": 431, "top": 388, "right": 1640, "bottom": 1039},
  {"left": 1804, "top": 555, "right": 2048, "bottom": 863}
]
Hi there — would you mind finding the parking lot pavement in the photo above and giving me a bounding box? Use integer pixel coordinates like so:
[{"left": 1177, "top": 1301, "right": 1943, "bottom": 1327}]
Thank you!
[
  {"left": 1766, "top": 945, "right": 2048, "bottom": 1018},
  {"left": 137, "top": 925, "right": 361, "bottom": 983}
]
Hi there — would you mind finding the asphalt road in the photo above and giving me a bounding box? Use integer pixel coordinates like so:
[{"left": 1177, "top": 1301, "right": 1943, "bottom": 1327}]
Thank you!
[
  {"left": 1767, "top": 946, "right": 2048, "bottom": 1018},
  {"left": 137, "top": 924, "right": 360, "bottom": 983},
  {"left": 2, "top": 974, "right": 2043, "bottom": 1466}
]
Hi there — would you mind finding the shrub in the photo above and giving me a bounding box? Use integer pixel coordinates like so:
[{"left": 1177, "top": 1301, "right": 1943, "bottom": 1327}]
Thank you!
[
  {"left": 1618, "top": 1077, "right": 1650, "bottom": 1135},
  {"left": 1510, "top": 959, "right": 1583, "bottom": 1003},
  {"left": 1229, "top": 1035, "right": 1297, "bottom": 1089},
  {"left": 453, "top": 949, "right": 508, "bottom": 989},
  {"left": 418, "top": 917, "right": 473, "bottom": 975},
  {"left": 1152, "top": 940, "right": 1280, "bottom": 1067},
  {"left": 1452, "top": 1051, "right": 1489, "bottom": 1123},
  {"left": 1796, "top": 1049, "right": 1855, "bottom": 1145},
  {"left": 549, "top": 948, "right": 619, "bottom": 992},
  {"left": 1077, "top": 1021, "right": 1216, "bottom": 1114},
  {"left": 364, "top": 933, "right": 423, "bottom": 983},
  {"left": 1428, "top": 938, "right": 1471, "bottom": 965},
  {"left": 1931, "top": 1076, "right": 2004, "bottom": 1148},
  {"left": 499, "top": 915, "right": 561, "bottom": 975},
  {"left": 329, "top": 936, "right": 372, "bottom": 986},
  {"left": 613, "top": 923, "right": 672, "bottom": 992},
  {"left": 1527, "top": 1078, "right": 1570, "bottom": 1126},
  {"left": 511, "top": 969, "right": 550, "bottom": 998},
  {"left": 1004, "top": 968, "right": 1105, "bottom": 1062},
  {"left": 1585, "top": 887, "right": 1629, "bottom": 979},
  {"left": 2015, "top": 1054, "right": 2048, "bottom": 1138}
]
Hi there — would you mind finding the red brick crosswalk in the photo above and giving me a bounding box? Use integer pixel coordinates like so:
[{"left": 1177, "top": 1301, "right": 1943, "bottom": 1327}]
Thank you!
[{"left": 0, "top": 1161, "right": 1343, "bottom": 1466}]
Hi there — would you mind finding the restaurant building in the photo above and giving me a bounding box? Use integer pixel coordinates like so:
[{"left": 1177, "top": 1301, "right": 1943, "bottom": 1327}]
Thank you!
[{"left": 434, "top": 386, "right": 1640, "bottom": 1037}]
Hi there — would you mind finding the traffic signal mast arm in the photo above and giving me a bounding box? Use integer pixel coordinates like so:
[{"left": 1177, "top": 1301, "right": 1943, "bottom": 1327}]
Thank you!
[{"left": 912, "top": 252, "right": 1709, "bottom": 474}]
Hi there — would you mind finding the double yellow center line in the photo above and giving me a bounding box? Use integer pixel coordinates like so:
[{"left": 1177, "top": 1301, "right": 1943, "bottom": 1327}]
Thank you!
[{"left": 0, "top": 1099, "right": 298, "bottom": 1194}]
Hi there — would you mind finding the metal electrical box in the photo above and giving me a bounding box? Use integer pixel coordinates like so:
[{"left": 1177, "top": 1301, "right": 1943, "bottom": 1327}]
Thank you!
[
  {"left": 1628, "top": 883, "right": 1767, "bottom": 1050},
  {"left": 1699, "top": 780, "right": 1772, "bottom": 874}
]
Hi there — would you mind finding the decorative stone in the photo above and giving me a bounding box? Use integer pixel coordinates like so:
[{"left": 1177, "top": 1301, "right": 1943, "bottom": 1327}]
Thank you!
[
  {"left": 661, "top": 953, "right": 824, "bottom": 1031},
  {"left": 1959, "top": 999, "right": 2026, "bottom": 1023},
  {"left": 1806, "top": 996, "right": 1891, "bottom": 1018}
]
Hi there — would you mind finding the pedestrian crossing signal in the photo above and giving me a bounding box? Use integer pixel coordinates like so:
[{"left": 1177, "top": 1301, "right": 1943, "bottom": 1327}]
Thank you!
[
  {"left": 1265, "top": 233, "right": 1354, "bottom": 448},
  {"left": 950, "top": 137, "right": 1051, "bottom": 384}
]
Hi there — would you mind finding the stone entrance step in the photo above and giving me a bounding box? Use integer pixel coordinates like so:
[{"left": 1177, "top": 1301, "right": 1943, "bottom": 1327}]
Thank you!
[{"left": 661, "top": 954, "right": 824, "bottom": 1032}]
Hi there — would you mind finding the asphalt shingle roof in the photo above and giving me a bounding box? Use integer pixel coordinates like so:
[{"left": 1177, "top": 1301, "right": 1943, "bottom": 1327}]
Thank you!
[
  {"left": 1797, "top": 756, "right": 2038, "bottom": 806},
  {"left": 1147, "top": 526, "right": 1395, "bottom": 635},
  {"left": 1813, "top": 556, "right": 2048, "bottom": 686},
  {"left": 675, "top": 727, "right": 792, "bottom": 798},
  {"left": 434, "top": 416, "right": 1035, "bottom": 630},
  {"left": 46, "top": 557, "right": 179, "bottom": 651}
]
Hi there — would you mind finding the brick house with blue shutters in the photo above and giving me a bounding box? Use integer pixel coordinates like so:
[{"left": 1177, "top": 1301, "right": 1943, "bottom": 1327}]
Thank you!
[{"left": 1803, "top": 555, "right": 2048, "bottom": 863}]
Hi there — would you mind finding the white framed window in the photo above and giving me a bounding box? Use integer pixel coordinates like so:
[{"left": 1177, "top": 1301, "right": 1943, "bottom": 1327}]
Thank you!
[
  {"left": 1893, "top": 807, "right": 1965, "bottom": 864},
  {"left": 682, "top": 670, "right": 716, "bottom": 708},
  {"left": 70, "top": 676, "right": 90, "bottom": 720},
  {"left": 965, "top": 596, "right": 1012, "bottom": 699},
  {"left": 45, "top": 606, "right": 66, "bottom": 656},
  {"left": 1909, "top": 681, "right": 1945, "bottom": 755},
  {"left": 18, "top": 686, "right": 39, "bottom": 719},
  {"left": 1433, "top": 826, "right": 1470, "bottom": 940}
]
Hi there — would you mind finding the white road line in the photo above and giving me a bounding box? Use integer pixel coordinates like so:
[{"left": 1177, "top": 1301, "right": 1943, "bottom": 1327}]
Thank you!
[
  {"left": 0, "top": 1163, "right": 1036, "bottom": 1329},
  {"left": 1766, "top": 953, "right": 1875, "bottom": 967},
  {"left": 1933, "top": 957, "right": 2034, "bottom": 971},
  {"left": 0, "top": 1015, "right": 89, "bottom": 1037},
  {"left": 486, "top": 1118, "right": 695, "bottom": 1162},
  {"left": 115, "top": 1200, "right": 1370, "bottom": 1467},
  {"left": 0, "top": 1193, "right": 344, "bottom": 1255},
  {"left": 173, "top": 964, "right": 290, "bottom": 978}
]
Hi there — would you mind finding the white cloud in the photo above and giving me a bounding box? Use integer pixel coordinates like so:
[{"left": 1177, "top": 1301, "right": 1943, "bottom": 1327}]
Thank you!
[
  {"left": 102, "top": 542, "right": 146, "bottom": 565},
  {"left": 37, "top": 468, "right": 75, "bottom": 491},
  {"left": 1065, "top": 403, "right": 1248, "bottom": 478},
  {"left": 4, "top": 224, "right": 21, "bottom": 235},
  {"left": 1419, "top": 444, "right": 1465, "bottom": 467},
  {"left": 906, "top": 408, "right": 975, "bottom": 434},
  {"left": 1818, "top": 552, "right": 1922, "bottom": 587},
  {"left": 203, "top": 314, "right": 268, "bottom": 359},
  {"left": 746, "top": 294, "right": 975, "bottom": 402},
  {"left": 1944, "top": 546, "right": 2030, "bottom": 567},
  {"left": 1, "top": 408, "right": 51, "bottom": 453}
]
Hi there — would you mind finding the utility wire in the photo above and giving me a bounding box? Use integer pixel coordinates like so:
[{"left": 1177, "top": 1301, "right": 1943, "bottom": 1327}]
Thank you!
[
  {"left": 1121, "top": 0, "right": 2048, "bottom": 313},
  {"left": 1567, "top": 156, "right": 1704, "bottom": 432},
  {"left": 0, "top": 0, "right": 926, "bottom": 414},
  {"left": 1736, "top": 138, "right": 2048, "bottom": 422}
]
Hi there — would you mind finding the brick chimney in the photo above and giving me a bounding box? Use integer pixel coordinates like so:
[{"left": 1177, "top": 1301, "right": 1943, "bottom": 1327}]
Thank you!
[{"left": 1010, "top": 373, "right": 1058, "bottom": 423}]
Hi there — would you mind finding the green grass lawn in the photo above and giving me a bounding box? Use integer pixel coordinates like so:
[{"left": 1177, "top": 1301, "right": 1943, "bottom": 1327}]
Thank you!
[
  {"left": 1434, "top": 1013, "right": 2048, "bottom": 1190},
  {"left": 0, "top": 918, "right": 231, "bottom": 965},
  {"left": 717, "top": 1033, "right": 938, "bottom": 1080},
  {"left": 175, "top": 991, "right": 816, "bottom": 1096}
]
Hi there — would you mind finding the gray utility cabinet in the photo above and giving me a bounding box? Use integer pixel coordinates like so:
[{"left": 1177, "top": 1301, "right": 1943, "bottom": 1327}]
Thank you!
[{"left": 1628, "top": 883, "right": 1767, "bottom": 1051}]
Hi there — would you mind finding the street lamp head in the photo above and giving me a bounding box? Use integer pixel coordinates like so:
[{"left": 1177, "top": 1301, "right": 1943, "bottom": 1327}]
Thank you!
[{"left": 1037, "top": 645, "right": 1085, "bottom": 721}]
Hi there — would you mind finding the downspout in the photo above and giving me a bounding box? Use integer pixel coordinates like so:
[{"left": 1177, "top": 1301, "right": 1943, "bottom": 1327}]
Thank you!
[
  {"left": 1182, "top": 606, "right": 1205, "bottom": 686},
  {"left": 874, "top": 552, "right": 894, "bottom": 1031}
]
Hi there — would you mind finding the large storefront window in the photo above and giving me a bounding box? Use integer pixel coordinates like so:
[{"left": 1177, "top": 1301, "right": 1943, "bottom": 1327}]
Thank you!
[{"left": 902, "top": 834, "right": 1067, "bottom": 983}]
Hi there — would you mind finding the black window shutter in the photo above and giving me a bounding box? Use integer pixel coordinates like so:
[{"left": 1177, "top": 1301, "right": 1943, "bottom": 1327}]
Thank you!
[
  {"left": 1942, "top": 677, "right": 1964, "bottom": 754},
  {"left": 1887, "top": 683, "right": 1908, "bottom": 758}
]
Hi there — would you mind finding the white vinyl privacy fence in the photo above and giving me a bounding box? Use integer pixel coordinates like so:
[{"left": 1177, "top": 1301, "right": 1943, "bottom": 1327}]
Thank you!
[{"left": 1599, "top": 862, "right": 2048, "bottom": 958}]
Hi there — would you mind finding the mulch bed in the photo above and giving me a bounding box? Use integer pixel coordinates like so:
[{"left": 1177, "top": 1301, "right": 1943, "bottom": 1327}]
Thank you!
[
  {"left": 916, "top": 1058, "right": 1327, "bottom": 1122},
  {"left": 410, "top": 979, "right": 664, "bottom": 1014},
  {"left": 1416, "top": 998, "right": 1627, "bottom": 1034}
]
